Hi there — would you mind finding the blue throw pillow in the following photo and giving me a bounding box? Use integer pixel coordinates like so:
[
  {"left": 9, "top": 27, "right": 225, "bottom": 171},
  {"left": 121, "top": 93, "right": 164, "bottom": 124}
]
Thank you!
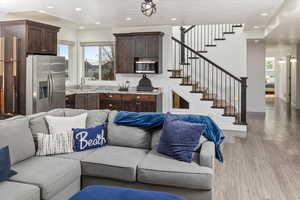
[
  {"left": 158, "top": 113, "right": 206, "bottom": 163},
  {"left": 0, "top": 146, "right": 17, "bottom": 182},
  {"left": 73, "top": 125, "right": 107, "bottom": 152}
]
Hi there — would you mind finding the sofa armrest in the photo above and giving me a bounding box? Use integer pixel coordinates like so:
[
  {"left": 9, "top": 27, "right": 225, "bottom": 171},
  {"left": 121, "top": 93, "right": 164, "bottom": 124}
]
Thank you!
[{"left": 199, "top": 141, "right": 215, "bottom": 169}]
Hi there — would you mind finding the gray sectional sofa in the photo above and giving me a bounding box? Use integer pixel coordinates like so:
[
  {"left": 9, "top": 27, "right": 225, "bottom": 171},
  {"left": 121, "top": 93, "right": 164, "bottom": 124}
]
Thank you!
[{"left": 0, "top": 108, "right": 215, "bottom": 200}]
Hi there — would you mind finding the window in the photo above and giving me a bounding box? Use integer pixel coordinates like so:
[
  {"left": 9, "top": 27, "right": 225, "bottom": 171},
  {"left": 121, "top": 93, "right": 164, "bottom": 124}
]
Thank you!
[
  {"left": 83, "top": 43, "right": 115, "bottom": 81},
  {"left": 58, "top": 42, "right": 74, "bottom": 80}
]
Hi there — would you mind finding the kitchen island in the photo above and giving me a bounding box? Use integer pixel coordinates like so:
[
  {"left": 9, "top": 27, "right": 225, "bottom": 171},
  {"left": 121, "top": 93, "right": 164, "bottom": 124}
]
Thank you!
[{"left": 66, "top": 85, "right": 163, "bottom": 112}]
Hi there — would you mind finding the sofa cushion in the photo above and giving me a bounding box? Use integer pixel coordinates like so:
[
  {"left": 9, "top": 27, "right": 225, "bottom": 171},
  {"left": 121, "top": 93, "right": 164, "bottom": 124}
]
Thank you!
[
  {"left": 137, "top": 150, "right": 213, "bottom": 190},
  {"left": 158, "top": 113, "right": 206, "bottom": 163},
  {"left": 0, "top": 181, "right": 40, "bottom": 200},
  {"left": 82, "top": 145, "right": 148, "bottom": 182},
  {"left": 64, "top": 109, "right": 109, "bottom": 128},
  {"left": 0, "top": 117, "right": 35, "bottom": 165},
  {"left": 64, "top": 109, "right": 86, "bottom": 116},
  {"left": 107, "top": 111, "right": 151, "bottom": 149},
  {"left": 10, "top": 156, "right": 81, "bottom": 200},
  {"left": 45, "top": 113, "right": 87, "bottom": 135},
  {"left": 54, "top": 149, "right": 97, "bottom": 161},
  {"left": 86, "top": 110, "right": 109, "bottom": 128},
  {"left": 0, "top": 146, "right": 17, "bottom": 182},
  {"left": 29, "top": 109, "right": 65, "bottom": 135}
]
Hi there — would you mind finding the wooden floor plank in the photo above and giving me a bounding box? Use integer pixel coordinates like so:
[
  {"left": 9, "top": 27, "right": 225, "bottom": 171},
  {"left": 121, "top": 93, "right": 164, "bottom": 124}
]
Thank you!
[{"left": 215, "top": 98, "right": 300, "bottom": 200}]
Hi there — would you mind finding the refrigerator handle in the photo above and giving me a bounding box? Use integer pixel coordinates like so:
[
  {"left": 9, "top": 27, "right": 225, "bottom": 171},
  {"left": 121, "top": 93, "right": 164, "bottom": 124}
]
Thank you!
[
  {"left": 50, "top": 72, "right": 54, "bottom": 104},
  {"left": 48, "top": 73, "right": 52, "bottom": 104}
]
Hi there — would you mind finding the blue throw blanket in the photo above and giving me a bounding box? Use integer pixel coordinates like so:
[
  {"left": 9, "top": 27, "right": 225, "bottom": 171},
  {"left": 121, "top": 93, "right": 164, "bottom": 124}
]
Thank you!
[{"left": 114, "top": 112, "right": 225, "bottom": 162}]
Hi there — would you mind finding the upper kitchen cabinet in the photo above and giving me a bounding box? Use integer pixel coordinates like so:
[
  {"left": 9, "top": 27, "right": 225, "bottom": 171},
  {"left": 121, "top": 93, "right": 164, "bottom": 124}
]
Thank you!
[
  {"left": 115, "top": 36, "right": 135, "bottom": 73},
  {"left": 0, "top": 20, "right": 60, "bottom": 56},
  {"left": 27, "top": 21, "right": 59, "bottom": 55},
  {"left": 114, "top": 32, "right": 164, "bottom": 74}
]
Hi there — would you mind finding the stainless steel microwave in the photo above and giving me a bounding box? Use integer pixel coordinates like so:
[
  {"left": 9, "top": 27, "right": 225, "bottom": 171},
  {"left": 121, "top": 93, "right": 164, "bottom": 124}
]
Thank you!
[{"left": 135, "top": 60, "right": 158, "bottom": 74}]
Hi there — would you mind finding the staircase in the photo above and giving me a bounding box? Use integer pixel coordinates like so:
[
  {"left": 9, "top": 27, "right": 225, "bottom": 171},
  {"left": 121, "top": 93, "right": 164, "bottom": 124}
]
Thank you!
[{"left": 169, "top": 24, "right": 247, "bottom": 126}]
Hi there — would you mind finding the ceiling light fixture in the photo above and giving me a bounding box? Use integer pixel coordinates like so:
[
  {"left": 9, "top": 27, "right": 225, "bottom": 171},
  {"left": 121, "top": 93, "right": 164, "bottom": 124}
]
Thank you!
[
  {"left": 125, "top": 17, "right": 132, "bottom": 21},
  {"left": 171, "top": 18, "right": 177, "bottom": 21},
  {"left": 75, "top": 7, "right": 82, "bottom": 12},
  {"left": 260, "top": 13, "right": 269, "bottom": 16},
  {"left": 47, "top": 6, "right": 54, "bottom": 9},
  {"left": 141, "top": 0, "right": 157, "bottom": 17},
  {"left": 253, "top": 26, "right": 260, "bottom": 29},
  {"left": 96, "top": 22, "right": 101, "bottom": 25},
  {"left": 79, "top": 26, "right": 85, "bottom": 30}
]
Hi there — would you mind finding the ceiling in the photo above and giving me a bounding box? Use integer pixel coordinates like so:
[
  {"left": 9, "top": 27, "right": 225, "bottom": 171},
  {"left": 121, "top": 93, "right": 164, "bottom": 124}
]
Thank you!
[
  {"left": 266, "top": 0, "right": 300, "bottom": 44},
  {"left": 0, "top": 0, "right": 285, "bottom": 30}
]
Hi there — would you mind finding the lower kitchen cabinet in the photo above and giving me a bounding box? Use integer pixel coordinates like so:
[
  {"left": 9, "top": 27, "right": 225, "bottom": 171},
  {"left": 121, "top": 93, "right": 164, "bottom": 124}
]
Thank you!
[{"left": 66, "top": 93, "right": 162, "bottom": 112}]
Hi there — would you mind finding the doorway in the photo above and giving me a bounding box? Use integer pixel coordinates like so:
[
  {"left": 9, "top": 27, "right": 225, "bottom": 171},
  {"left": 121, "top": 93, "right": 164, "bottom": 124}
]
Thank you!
[{"left": 265, "top": 57, "right": 276, "bottom": 103}]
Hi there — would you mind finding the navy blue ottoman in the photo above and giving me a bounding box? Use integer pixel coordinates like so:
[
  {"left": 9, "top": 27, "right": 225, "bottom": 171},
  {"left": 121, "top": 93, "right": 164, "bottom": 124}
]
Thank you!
[{"left": 69, "top": 186, "right": 185, "bottom": 200}]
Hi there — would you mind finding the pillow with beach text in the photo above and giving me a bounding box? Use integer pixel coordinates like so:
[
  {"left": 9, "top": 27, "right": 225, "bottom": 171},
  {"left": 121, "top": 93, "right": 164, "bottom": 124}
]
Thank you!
[{"left": 73, "top": 125, "right": 107, "bottom": 152}]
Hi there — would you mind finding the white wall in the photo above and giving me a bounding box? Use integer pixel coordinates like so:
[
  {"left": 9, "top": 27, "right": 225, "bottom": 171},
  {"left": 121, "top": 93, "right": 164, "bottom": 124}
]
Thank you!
[{"left": 247, "top": 40, "right": 266, "bottom": 113}]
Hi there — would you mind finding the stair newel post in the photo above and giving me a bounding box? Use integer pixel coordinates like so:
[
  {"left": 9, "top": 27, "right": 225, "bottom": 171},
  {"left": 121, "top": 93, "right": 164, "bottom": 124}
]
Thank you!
[
  {"left": 180, "top": 26, "right": 185, "bottom": 64},
  {"left": 240, "top": 77, "right": 248, "bottom": 125}
]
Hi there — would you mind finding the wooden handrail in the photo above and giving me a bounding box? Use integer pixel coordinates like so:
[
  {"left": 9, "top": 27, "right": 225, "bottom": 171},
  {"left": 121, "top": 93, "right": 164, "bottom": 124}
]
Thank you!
[{"left": 172, "top": 36, "right": 242, "bottom": 82}]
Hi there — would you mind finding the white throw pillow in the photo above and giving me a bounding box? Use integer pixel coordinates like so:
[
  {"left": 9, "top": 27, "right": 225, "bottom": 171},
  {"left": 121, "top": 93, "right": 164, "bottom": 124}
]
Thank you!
[
  {"left": 45, "top": 113, "right": 88, "bottom": 135},
  {"left": 35, "top": 132, "right": 74, "bottom": 156}
]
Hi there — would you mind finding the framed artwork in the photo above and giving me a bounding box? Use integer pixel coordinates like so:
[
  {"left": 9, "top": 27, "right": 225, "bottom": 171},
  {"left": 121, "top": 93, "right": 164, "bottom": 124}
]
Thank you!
[{"left": 265, "top": 57, "right": 275, "bottom": 71}]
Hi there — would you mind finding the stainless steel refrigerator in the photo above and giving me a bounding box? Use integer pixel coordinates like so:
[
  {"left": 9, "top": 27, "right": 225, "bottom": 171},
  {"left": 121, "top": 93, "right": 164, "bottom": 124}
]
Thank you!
[{"left": 26, "top": 55, "right": 66, "bottom": 115}]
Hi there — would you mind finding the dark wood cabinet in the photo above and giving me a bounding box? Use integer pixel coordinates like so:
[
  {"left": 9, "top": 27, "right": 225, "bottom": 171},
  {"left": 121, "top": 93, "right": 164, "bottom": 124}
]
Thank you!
[
  {"left": 86, "top": 94, "right": 99, "bottom": 110},
  {"left": 27, "top": 26, "right": 43, "bottom": 54},
  {"left": 68, "top": 92, "right": 162, "bottom": 112},
  {"left": 65, "top": 95, "right": 75, "bottom": 109},
  {"left": 99, "top": 93, "right": 123, "bottom": 110},
  {"left": 0, "top": 20, "right": 60, "bottom": 114},
  {"left": 114, "top": 32, "right": 163, "bottom": 74},
  {"left": 115, "top": 37, "right": 135, "bottom": 73},
  {"left": 27, "top": 23, "right": 58, "bottom": 55},
  {"left": 75, "top": 94, "right": 87, "bottom": 110}
]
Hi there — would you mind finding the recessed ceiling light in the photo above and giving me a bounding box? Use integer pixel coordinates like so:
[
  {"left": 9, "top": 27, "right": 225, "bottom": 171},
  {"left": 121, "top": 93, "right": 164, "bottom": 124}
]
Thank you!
[
  {"left": 96, "top": 22, "right": 101, "bottom": 25},
  {"left": 260, "top": 13, "right": 269, "bottom": 16},
  {"left": 78, "top": 26, "right": 85, "bottom": 30},
  {"left": 253, "top": 26, "right": 260, "bottom": 29},
  {"left": 125, "top": 17, "right": 132, "bottom": 21},
  {"left": 171, "top": 18, "right": 177, "bottom": 21},
  {"left": 47, "top": 6, "right": 54, "bottom": 9},
  {"left": 38, "top": 10, "right": 47, "bottom": 13},
  {"left": 75, "top": 7, "right": 82, "bottom": 12},
  {"left": 254, "top": 40, "right": 260, "bottom": 43}
]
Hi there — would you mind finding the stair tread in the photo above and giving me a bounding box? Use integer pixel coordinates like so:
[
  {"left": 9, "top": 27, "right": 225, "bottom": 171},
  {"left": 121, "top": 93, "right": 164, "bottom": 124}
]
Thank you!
[
  {"left": 167, "top": 69, "right": 182, "bottom": 72},
  {"left": 232, "top": 24, "right": 243, "bottom": 28},
  {"left": 215, "top": 38, "right": 226, "bottom": 41},
  {"left": 205, "top": 44, "right": 217, "bottom": 47},
  {"left": 197, "top": 50, "right": 208, "bottom": 53},
  {"left": 223, "top": 31, "right": 235, "bottom": 34},
  {"left": 188, "top": 57, "right": 199, "bottom": 59},
  {"left": 179, "top": 63, "right": 191, "bottom": 65}
]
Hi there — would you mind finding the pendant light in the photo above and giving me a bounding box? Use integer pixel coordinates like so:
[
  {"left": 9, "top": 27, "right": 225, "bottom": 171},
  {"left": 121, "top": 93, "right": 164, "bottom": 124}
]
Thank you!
[{"left": 141, "top": 0, "right": 157, "bottom": 17}]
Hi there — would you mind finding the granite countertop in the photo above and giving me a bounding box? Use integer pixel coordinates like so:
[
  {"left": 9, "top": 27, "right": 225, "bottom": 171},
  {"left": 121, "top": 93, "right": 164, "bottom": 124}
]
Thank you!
[{"left": 66, "top": 85, "right": 162, "bottom": 96}]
